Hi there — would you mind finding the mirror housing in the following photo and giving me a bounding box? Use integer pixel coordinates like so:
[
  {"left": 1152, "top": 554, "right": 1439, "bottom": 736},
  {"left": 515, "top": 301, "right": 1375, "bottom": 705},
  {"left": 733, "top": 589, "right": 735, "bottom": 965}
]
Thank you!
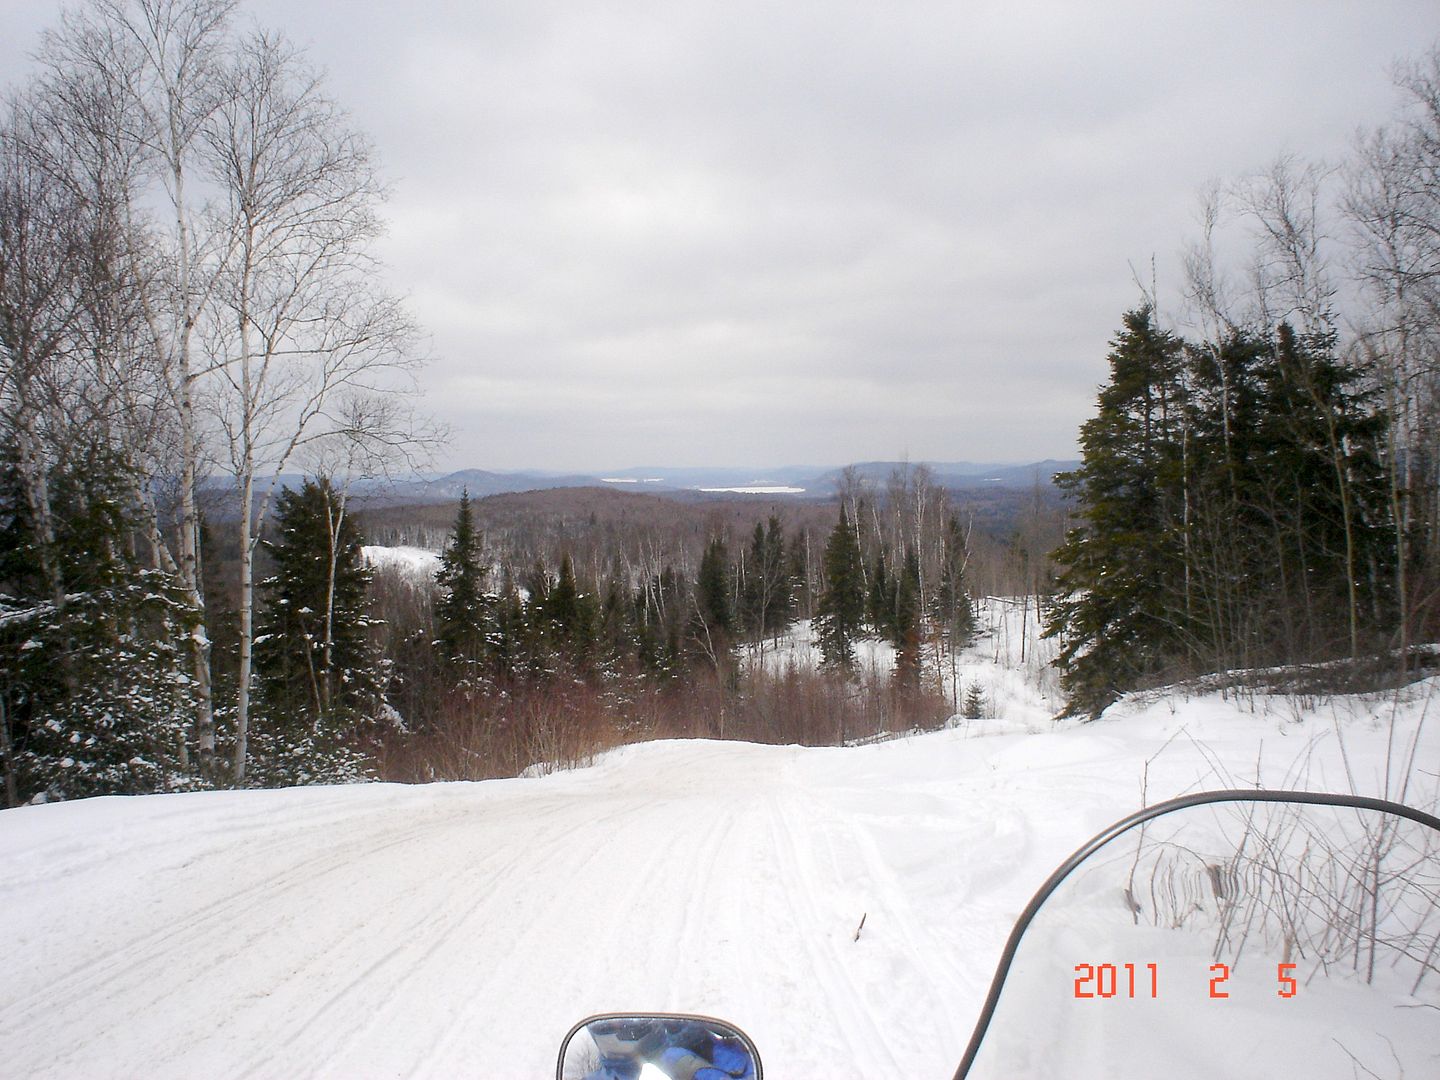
[{"left": 557, "top": 1013, "right": 762, "bottom": 1080}]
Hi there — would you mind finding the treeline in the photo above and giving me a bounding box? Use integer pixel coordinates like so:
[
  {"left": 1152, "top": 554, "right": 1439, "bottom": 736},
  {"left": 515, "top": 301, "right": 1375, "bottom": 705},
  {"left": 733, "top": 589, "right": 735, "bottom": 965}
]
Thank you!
[
  {"left": 372, "top": 469, "right": 977, "bottom": 781},
  {"left": 358, "top": 483, "right": 1066, "bottom": 600},
  {"left": 1046, "top": 311, "right": 1393, "bottom": 714},
  {"left": 1, "top": 449, "right": 987, "bottom": 799},
  {"left": 0, "top": 0, "right": 430, "bottom": 804},
  {"left": 1047, "top": 46, "right": 1440, "bottom": 715}
]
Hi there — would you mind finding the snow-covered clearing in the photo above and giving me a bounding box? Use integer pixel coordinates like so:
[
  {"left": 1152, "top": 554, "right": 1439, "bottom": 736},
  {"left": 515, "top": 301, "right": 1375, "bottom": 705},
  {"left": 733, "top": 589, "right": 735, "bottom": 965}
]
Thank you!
[
  {"left": 2, "top": 601, "right": 1437, "bottom": 1077},
  {"left": 747, "top": 598, "right": 1060, "bottom": 731},
  {"left": 361, "top": 545, "right": 441, "bottom": 580}
]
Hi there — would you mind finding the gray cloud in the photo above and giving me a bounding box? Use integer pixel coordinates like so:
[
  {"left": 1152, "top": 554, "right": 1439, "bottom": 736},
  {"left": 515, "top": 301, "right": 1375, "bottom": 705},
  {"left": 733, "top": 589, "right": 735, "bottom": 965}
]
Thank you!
[{"left": 3, "top": 0, "right": 1436, "bottom": 470}]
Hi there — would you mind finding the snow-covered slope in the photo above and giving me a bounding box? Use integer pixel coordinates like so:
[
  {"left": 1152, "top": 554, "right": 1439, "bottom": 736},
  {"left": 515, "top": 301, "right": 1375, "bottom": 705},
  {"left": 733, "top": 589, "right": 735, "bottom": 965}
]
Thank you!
[
  {"left": 361, "top": 544, "right": 441, "bottom": 580},
  {"left": 2, "top": 606, "right": 1436, "bottom": 1078}
]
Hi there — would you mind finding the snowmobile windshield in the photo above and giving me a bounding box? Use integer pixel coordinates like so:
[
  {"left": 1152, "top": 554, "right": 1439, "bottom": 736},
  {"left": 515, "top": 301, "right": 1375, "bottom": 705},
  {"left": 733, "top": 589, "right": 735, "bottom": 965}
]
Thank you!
[{"left": 957, "top": 791, "right": 1440, "bottom": 1080}]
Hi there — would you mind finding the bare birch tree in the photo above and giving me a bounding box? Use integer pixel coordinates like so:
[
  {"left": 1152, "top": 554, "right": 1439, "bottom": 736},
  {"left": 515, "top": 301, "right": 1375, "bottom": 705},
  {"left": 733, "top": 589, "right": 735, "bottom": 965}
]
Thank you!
[
  {"left": 39, "top": 0, "right": 241, "bottom": 769},
  {"left": 0, "top": 95, "right": 91, "bottom": 615},
  {"left": 1347, "top": 45, "right": 1440, "bottom": 646},
  {"left": 201, "top": 30, "right": 421, "bottom": 782}
]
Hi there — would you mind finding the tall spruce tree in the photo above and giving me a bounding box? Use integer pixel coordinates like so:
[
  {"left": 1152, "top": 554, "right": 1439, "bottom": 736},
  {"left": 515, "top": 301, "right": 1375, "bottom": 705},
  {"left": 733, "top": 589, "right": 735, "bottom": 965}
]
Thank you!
[
  {"left": 489, "top": 575, "right": 527, "bottom": 683},
  {"left": 816, "top": 507, "right": 867, "bottom": 671},
  {"left": 1179, "top": 325, "right": 1392, "bottom": 669},
  {"left": 740, "top": 516, "right": 793, "bottom": 642},
  {"left": 892, "top": 546, "right": 924, "bottom": 688},
  {"left": 933, "top": 514, "right": 976, "bottom": 646},
  {"left": 692, "top": 537, "right": 734, "bottom": 671},
  {"left": 1045, "top": 306, "right": 1188, "bottom": 716},
  {"left": 435, "top": 490, "right": 488, "bottom": 671},
  {"left": 868, "top": 549, "right": 895, "bottom": 640},
  {"left": 540, "top": 553, "right": 595, "bottom": 672},
  {"left": 252, "top": 477, "right": 381, "bottom": 783}
]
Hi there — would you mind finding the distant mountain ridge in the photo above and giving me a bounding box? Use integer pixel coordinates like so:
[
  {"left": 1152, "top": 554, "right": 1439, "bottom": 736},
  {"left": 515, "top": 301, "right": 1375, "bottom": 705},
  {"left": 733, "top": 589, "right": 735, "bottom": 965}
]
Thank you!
[
  {"left": 204, "top": 460, "right": 1078, "bottom": 511},
  {"left": 403, "top": 460, "right": 1077, "bottom": 502}
]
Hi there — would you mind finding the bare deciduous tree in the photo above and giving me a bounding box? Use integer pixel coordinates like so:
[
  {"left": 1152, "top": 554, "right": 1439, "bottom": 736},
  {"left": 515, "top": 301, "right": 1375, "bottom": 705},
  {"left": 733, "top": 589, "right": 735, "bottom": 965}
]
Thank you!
[
  {"left": 39, "top": 0, "right": 242, "bottom": 768},
  {"left": 1347, "top": 45, "right": 1440, "bottom": 647},
  {"left": 199, "top": 29, "right": 425, "bottom": 782}
]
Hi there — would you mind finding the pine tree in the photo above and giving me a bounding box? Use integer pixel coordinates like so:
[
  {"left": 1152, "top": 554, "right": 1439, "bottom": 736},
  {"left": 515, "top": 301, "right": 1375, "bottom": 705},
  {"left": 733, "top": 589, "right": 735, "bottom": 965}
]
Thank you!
[
  {"left": 962, "top": 683, "right": 986, "bottom": 720},
  {"left": 1047, "top": 307, "right": 1397, "bottom": 717},
  {"left": 892, "top": 546, "right": 924, "bottom": 688},
  {"left": 868, "top": 549, "right": 895, "bottom": 639},
  {"left": 489, "top": 574, "right": 526, "bottom": 684},
  {"left": 541, "top": 553, "right": 595, "bottom": 672},
  {"left": 933, "top": 514, "right": 976, "bottom": 646},
  {"left": 596, "top": 576, "right": 637, "bottom": 677},
  {"left": 1045, "top": 306, "right": 1188, "bottom": 716},
  {"left": 435, "top": 490, "right": 488, "bottom": 671},
  {"left": 251, "top": 477, "right": 382, "bottom": 784},
  {"left": 1180, "top": 324, "right": 1392, "bottom": 669},
  {"left": 740, "top": 516, "right": 793, "bottom": 643},
  {"left": 1254, "top": 325, "right": 1393, "bottom": 656},
  {"left": 692, "top": 537, "right": 734, "bottom": 670},
  {"left": 816, "top": 507, "right": 866, "bottom": 671},
  {"left": 0, "top": 448, "right": 202, "bottom": 802}
]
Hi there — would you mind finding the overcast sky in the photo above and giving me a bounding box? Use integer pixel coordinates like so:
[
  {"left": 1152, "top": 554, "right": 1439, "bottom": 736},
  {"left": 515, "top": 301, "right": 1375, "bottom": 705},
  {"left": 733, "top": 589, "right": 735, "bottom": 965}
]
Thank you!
[{"left": 2, "top": 2, "right": 1437, "bottom": 473}]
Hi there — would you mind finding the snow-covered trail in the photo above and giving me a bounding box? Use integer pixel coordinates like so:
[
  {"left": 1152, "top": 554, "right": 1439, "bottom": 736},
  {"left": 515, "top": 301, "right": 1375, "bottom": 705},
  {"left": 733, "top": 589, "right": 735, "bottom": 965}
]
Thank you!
[
  {"left": 3, "top": 679, "right": 1436, "bottom": 1077},
  {"left": 0, "top": 738, "right": 1094, "bottom": 1077}
]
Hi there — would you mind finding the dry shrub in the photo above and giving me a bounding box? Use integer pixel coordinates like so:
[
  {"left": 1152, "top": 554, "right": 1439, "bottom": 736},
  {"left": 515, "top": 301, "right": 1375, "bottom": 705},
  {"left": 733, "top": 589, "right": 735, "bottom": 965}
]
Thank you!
[
  {"left": 373, "top": 678, "right": 636, "bottom": 781},
  {"left": 372, "top": 663, "right": 954, "bottom": 782}
]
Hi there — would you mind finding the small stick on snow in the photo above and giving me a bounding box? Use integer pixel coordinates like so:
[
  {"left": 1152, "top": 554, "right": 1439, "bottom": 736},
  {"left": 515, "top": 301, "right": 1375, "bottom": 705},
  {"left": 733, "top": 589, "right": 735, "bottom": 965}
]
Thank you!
[{"left": 853, "top": 913, "right": 867, "bottom": 942}]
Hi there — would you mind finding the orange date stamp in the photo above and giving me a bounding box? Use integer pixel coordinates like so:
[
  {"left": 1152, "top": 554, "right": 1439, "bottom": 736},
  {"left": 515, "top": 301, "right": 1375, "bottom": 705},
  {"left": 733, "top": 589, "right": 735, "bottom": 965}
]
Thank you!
[{"left": 1073, "top": 962, "right": 1299, "bottom": 999}]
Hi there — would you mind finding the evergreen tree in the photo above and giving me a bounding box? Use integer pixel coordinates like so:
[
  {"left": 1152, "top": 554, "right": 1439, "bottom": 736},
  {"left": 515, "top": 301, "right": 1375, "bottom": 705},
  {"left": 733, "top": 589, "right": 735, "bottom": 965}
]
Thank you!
[
  {"left": 1047, "top": 307, "right": 1397, "bottom": 717},
  {"left": 868, "top": 549, "right": 895, "bottom": 639},
  {"left": 740, "top": 516, "right": 793, "bottom": 642},
  {"left": 0, "top": 448, "right": 202, "bottom": 802},
  {"left": 692, "top": 537, "right": 734, "bottom": 670},
  {"left": 892, "top": 546, "right": 924, "bottom": 688},
  {"left": 816, "top": 507, "right": 866, "bottom": 671},
  {"left": 434, "top": 490, "right": 489, "bottom": 671},
  {"left": 489, "top": 575, "right": 527, "bottom": 684},
  {"left": 1045, "top": 306, "right": 1188, "bottom": 716},
  {"left": 962, "top": 683, "right": 986, "bottom": 720},
  {"left": 596, "top": 576, "right": 637, "bottom": 677},
  {"left": 933, "top": 514, "right": 976, "bottom": 646},
  {"left": 1253, "top": 325, "right": 1393, "bottom": 656},
  {"left": 1180, "top": 325, "right": 1392, "bottom": 668},
  {"left": 252, "top": 477, "right": 382, "bottom": 783},
  {"left": 1181, "top": 329, "right": 1273, "bottom": 666},
  {"left": 519, "top": 558, "right": 555, "bottom": 676},
  {"left": 540, "top": 553, "right": 595, "bottom": 672}
]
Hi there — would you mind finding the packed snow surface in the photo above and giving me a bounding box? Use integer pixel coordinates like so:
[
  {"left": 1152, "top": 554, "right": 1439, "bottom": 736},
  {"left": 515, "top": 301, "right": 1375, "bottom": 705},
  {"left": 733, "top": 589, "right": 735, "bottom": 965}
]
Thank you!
[{"left": 2, "top": 601, "right": 1437, "bottom": 1078}]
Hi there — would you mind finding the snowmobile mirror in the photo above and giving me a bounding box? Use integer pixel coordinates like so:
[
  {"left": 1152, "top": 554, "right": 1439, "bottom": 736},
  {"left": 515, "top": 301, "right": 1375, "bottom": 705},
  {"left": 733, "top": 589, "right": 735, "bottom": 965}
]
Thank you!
[
  {"left": 956, "top": 791, "right": 1440, "bottom": 1080},
  {"left": 557, "top": 1012, "right": 762, "bottom": 1080}
]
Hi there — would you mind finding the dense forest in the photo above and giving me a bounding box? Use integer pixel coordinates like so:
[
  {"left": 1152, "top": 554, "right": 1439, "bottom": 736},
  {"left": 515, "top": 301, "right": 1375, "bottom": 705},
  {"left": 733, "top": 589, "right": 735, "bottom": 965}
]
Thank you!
[
  {"left": 1046, "top": 48, "right": 1440, "bottom": 715},
  {"left": 361, "top": 466, "right": 992, "bottom": 783}
]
